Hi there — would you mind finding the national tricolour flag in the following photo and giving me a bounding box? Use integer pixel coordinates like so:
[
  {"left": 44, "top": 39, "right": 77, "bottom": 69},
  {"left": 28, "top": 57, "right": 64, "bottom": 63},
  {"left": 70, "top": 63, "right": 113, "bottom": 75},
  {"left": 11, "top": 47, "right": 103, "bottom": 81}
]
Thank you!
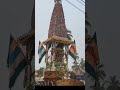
[
  {"left": 85, "top": 32, "right": 99, "bottom": 80},
  {"left": 69, "top": 40, "right": 77, "bottom": 60},
  {"left": 38, "top": 41, "right": 46, "bottom": 63},
  {"left": 7, "top": 34, "right": 27, "bottom": 88},
  {"left": 89, "top": 32, "right": 99, "bottom": 65}
]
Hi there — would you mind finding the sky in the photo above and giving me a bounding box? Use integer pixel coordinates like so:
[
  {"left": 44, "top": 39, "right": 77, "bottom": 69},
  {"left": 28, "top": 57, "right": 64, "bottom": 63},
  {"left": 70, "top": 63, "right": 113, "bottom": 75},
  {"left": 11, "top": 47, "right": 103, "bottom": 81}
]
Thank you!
[{"left": 35, "top": 0, "right": 85, "bottom": 70}]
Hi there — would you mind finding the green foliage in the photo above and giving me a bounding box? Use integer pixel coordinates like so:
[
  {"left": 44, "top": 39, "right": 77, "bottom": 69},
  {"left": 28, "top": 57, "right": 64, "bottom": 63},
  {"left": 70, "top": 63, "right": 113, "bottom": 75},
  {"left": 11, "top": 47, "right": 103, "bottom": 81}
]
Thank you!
[
  {"left": 69, "top": 71, "right": 76, "bottom": 79},
  {"left": 79, "top": 58, "right": 85, "bottom": 68},
  {"left": 36, "top": 67, "right": 44, "bottom": 77},
  {"left": 90, "top": 85, "right": 105, "bottom": 90},
  {"left": 88, "top": 63, "right": 106, "bottom": 90},
  {"left": 104, "top": 75, "right": 120, "bottom": 90},
  {"left": 46, "top": 62, "right": 52, "bottom": 69},
  {"left": 96, "top": 64, "right": 106, "bottom": 81}
]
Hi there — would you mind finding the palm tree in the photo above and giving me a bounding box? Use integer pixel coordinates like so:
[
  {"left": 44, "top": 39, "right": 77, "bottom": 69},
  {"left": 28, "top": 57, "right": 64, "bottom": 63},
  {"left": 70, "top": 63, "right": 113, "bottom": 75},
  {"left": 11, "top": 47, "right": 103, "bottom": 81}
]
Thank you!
[
  {"left": 89, "top": 63, "right": 106, "bottom": 90},
  {"left": 85, "top": 13, "right": 92, "bottom": 44},
  {"left": 96, "top": 63, "right": 106, "bottom": 81},
  {"left": 87, "top": 63, "right": 106, "bottom": 89},
  {"left": 85, "top": 13, "right": 91, "bottom": 35},
  {"left": 92, "top": 63, "right": 106, "bottom": 88},
  {"left": 90, "top": 83, "right": 105, "bottom": 90},
  {"left": 104, "top": 75, "right": 120, "bottom": 90}
]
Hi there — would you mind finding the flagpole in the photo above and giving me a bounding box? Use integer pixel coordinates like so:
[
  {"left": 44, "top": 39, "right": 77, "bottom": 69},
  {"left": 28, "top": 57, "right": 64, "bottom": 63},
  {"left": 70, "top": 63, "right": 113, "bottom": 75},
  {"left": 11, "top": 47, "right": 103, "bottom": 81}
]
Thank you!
[
  {"left": 26, "top": 46, "right": 29, "bottom": 90},
  {"left": 30, "top": 61, "right": 32, "bottom": 89}
]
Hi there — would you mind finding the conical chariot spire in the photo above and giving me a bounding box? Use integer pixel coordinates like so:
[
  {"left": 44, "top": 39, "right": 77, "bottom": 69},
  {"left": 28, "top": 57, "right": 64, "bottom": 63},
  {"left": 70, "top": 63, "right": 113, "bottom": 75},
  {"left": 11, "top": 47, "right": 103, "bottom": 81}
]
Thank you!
[
  {"left": 48, "top": 0, "right": 67, "bottom": 38},
  {"left": 54, "top": 0, "right": 62, "bottom": 4}
]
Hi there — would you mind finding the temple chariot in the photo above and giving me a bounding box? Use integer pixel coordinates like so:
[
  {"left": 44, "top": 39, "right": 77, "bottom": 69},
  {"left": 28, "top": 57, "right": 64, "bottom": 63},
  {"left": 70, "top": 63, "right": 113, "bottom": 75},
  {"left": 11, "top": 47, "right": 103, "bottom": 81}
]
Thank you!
[{"left": 38, "top": 0, "right": 84, "bottom": 86}]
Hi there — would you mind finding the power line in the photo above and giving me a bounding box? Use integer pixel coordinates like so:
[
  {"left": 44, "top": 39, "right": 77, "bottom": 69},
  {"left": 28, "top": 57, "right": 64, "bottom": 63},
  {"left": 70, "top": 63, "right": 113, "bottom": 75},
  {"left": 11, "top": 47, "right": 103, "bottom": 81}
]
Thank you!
[
  {"left": 76, "top": 0, "right": 85, "bottom": 6},
  {"left": 81, "top": 0, "right": 85, "bottom": 3},
  {"left": 65, "top": 0, "right": 85, "bottom": 13}
]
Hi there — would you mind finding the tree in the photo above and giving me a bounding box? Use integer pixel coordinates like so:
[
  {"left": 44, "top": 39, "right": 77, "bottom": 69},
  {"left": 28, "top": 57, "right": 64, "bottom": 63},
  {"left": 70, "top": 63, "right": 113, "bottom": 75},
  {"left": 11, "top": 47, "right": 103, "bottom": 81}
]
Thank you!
[
  {"left": 92, "top": 63, "right": 106, "bottom": 87},
  {"left": 87, "top": 63, "right": 106, "bottom": 90},
  {"left": 85, "top": 13, "right": 92, "bottom": 44},
  {"left": 90, "top": 84, "right": 105, "bottom": 90},
  {"left": 104, "top": 75, "right": 120, "bottom": 90},
  {"left": 85, "top": 13, "right": 91, "bottom": 35},
  {"left": 69, "top": 71, "right": 76, "bottom": 79},
  {"left": 79, "top": 58, "right": 85, "bottom": 69},
  {"left": 96, "top": 63, "right": 106, "bottom": 81},
  {"left": 37, "top": 67, "right": 44, "bottom": 77}
]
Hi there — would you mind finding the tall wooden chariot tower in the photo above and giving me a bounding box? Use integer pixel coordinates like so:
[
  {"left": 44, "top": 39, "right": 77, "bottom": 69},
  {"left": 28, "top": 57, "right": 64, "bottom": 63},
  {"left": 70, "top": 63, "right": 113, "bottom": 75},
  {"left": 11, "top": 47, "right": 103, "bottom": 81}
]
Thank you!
[{"left": 42, "top": 0, "right": 72, "bottom": 82}]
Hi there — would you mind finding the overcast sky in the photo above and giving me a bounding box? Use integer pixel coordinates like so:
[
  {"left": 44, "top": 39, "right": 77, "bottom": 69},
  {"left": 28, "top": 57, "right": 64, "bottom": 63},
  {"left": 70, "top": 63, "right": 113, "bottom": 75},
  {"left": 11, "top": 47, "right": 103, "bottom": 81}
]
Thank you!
[{"left": 35, "top": 0, "right": 85, "bottom": 70}]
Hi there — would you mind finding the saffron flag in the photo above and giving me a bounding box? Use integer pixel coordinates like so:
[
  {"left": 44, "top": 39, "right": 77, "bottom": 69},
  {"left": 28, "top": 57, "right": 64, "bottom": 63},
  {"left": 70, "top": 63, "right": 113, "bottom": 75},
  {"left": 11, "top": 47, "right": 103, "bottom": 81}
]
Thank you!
[
  {"left": 38, "top": 41, "right": 46, "bottom": 63},
  {"left": 69, "top": 40, "right": 77, "bottom": 60},
  {"left": 89, "top": 32, "right": 99, "bottom": 64},
  {"left": 7, "top": 34, "right": 27, "bottom": 88},
  {"left": 85, "top": 32, "right": 99, "bottom": 80}
]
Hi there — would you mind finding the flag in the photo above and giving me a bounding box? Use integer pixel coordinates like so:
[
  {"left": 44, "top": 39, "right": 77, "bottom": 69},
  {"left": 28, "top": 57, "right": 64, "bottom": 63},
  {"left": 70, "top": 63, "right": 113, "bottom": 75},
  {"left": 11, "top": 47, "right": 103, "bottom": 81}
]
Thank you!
[
  {"left": 86, "top": 50, "right": 97, "bottom": 79},
  {"left": 69, "top": 40, "right": 77, "bottom": 60},
  {"left": 38, "top": 41, "right": 46, "bottom": 63},
  {"left": 85, "top": 32, "right": 99, "bottom": 80},
  {"left": 7, "top": 34, "right": 27, "bottom": 88},
  {"left": 85, "top": 61, "right": 96, "bottom": 79},
  {"left": 90, "top": 32, "right": 99, "bottom": 64}
]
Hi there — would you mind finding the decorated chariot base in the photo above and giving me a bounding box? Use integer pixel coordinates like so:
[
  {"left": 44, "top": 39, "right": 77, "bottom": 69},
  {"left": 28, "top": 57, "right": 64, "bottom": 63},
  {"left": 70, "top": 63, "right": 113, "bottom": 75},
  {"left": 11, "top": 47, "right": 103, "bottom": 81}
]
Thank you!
[{"left": 56, "top": 79, "right": 84, "bottom": 86}]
